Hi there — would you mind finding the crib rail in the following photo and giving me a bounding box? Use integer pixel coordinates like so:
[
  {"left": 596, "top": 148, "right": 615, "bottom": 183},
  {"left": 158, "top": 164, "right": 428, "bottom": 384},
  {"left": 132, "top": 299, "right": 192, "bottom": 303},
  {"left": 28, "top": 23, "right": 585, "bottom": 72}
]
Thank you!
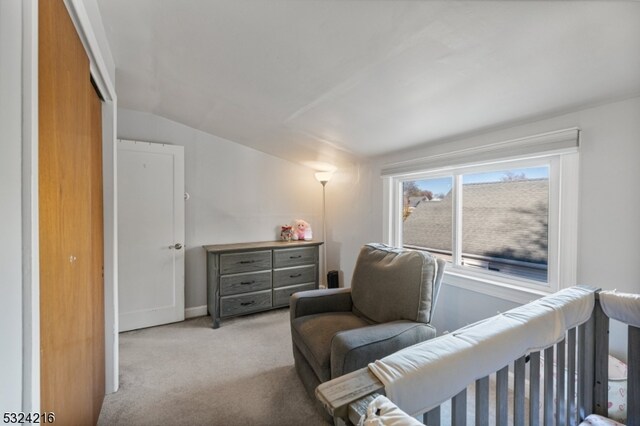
[
  {"left": 316, "top": 287, "right": 640, "bottom": 426},
  {"left": 415, "top": 316, "right": 595, "bottom": 426},
  {"left": 318, "top": 335, "right": 594, "bottom": 426},
  {"left": 317, "top": 312, "right": 596, "bottom": 425}
]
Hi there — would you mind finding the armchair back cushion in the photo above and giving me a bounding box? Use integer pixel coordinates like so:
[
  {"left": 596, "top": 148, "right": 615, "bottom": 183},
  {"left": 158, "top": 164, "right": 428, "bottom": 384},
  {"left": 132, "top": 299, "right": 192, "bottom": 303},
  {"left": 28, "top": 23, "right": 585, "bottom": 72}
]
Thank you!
[{"left": 351, "top": 243, "right": 443, "bottom": 324}]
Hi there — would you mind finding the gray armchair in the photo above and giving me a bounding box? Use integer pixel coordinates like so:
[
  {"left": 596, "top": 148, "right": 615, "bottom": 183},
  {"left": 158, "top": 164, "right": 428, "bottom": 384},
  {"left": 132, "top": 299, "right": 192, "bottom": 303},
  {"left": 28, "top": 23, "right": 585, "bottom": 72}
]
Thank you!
[{"left": 289, "top": 243, "right": 445, "bottom": 405}]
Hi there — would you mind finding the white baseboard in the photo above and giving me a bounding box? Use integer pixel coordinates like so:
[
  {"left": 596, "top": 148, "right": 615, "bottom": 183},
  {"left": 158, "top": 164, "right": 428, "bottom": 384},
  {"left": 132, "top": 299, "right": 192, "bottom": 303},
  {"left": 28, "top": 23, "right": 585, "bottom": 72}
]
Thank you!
[{"left": 185, "top": 305, "right": 208, "bottom": 319}]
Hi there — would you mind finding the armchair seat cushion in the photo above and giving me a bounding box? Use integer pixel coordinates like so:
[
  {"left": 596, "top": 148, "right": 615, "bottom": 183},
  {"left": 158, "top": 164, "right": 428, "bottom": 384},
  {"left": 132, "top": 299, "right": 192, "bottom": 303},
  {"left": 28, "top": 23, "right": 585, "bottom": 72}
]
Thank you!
[{"left": 291, "top": 312, "right": 370, "bottom": 382}]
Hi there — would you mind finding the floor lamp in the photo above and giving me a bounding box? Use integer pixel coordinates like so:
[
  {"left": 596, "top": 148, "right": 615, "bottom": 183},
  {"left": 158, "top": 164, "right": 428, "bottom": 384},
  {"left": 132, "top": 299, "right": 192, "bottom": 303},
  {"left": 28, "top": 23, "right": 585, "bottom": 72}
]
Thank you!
[{"left": 315, "top": 171, "right": 333, "bottom": 288}]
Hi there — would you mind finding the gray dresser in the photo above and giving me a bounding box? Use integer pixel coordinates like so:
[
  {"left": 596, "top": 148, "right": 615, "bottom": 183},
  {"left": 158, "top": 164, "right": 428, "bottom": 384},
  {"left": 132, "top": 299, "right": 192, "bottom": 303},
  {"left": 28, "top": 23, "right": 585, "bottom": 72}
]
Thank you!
[{"left": 204, "top": 240, "right": 323, "bottom": 328}]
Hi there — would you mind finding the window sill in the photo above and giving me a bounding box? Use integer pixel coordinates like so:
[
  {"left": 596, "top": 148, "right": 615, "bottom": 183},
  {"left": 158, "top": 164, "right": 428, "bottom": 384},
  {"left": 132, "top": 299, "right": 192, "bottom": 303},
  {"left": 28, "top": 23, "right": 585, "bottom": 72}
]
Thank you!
[{"left": 443, "top": 269, "right": 551, "bottom": 305}]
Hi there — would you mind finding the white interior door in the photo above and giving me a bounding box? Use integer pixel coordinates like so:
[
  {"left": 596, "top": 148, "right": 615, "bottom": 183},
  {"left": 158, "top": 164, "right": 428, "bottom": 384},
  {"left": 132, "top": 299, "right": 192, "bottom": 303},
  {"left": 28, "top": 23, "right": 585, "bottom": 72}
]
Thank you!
[{"left": 117, "top": 140, "right": 185, "bottom": 331}]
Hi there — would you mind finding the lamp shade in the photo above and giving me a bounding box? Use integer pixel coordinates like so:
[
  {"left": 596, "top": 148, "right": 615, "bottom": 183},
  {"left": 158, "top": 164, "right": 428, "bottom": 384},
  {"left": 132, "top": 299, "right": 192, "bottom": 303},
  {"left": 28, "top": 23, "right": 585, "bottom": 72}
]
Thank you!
[{"left": 315, "top": 171, "right": 333, "bottom": 183}]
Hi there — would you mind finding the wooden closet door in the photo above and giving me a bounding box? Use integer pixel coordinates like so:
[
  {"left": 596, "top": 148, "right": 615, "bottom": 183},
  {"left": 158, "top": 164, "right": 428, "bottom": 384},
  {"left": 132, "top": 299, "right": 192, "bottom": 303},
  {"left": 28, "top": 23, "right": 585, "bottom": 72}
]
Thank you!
[{"left": 39, "top": 0, "right": 105, "bottom": 423}]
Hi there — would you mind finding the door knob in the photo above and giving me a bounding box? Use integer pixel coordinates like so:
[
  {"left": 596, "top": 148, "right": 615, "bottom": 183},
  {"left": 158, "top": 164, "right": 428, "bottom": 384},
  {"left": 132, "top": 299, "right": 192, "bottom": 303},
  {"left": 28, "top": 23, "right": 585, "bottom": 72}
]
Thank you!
[{"left": 169, "top": 243, "right": 183, "bottom": 250}]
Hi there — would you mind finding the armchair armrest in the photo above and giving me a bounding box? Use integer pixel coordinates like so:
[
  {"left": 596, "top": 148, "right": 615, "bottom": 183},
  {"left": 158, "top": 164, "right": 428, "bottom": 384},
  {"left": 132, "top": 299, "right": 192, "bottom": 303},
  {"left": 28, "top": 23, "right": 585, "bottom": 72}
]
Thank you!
[
  {"left": 289, "top": 288, "right": 353, "bottom": 321},
  {"left": 330, "top": 321, "right": 436, "bottom": 379}
]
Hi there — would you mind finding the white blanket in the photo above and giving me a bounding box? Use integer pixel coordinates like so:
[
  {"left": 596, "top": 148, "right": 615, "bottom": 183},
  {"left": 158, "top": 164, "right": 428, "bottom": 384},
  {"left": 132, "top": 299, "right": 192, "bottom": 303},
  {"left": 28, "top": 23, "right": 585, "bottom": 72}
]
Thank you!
[
  {"left": 358, "top": 395, "right": 423, "bottom": 426},
  {"left": 599, "top": 290, "right": 640, "bottom": 328},
  {"left": 368, "top": 286, "right": 595, "bottom": 417},
  {"left": 579, "top": 414, "right": 625, "bottom": 426}
]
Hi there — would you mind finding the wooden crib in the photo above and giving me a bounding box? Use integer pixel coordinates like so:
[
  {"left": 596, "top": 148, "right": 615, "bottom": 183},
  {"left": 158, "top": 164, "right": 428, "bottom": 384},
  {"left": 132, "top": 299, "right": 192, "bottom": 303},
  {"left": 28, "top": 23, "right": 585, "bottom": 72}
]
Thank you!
[{"left": 316, "top": 287, "right": 639, "bottom": 426}]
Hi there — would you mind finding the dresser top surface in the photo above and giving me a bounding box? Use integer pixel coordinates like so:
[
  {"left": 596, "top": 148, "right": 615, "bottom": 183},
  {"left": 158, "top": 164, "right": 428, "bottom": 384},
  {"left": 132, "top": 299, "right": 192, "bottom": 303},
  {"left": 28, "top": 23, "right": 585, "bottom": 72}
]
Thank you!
[{"left": 204, "top": 240, "right": 323, "bottom": 253}]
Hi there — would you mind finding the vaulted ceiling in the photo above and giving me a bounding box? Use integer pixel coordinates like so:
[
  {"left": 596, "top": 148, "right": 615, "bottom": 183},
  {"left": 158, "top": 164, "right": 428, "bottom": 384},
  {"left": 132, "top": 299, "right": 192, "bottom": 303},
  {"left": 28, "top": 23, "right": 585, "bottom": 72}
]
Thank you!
[{"left": 97, "top": 1, "right": 640, "bottom": 167}]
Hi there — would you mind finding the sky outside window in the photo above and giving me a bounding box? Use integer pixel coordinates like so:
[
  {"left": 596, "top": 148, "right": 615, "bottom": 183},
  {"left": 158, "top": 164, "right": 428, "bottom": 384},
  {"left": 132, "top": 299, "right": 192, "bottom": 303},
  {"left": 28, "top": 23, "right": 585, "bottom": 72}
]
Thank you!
[{"left": 414, "top": 167, "right": 549, "bottom": 196}]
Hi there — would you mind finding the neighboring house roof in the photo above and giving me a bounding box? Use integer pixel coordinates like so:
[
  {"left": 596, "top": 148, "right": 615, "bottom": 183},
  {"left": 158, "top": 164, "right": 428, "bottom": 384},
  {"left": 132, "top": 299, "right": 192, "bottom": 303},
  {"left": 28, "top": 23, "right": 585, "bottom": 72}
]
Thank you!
[
  {"left": 407, "top": 196, "right": 429, "bottom": 207},
  {"left": 403, "top": 179, "right": 548, "bottom": 264}
]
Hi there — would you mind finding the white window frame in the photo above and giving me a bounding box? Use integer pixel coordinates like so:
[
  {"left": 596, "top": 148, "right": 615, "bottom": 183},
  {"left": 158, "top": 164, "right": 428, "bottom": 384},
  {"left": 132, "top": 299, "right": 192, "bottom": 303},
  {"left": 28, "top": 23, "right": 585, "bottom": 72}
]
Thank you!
[{"left": 382, "top": 129, "right": 579, "bottom": 304}]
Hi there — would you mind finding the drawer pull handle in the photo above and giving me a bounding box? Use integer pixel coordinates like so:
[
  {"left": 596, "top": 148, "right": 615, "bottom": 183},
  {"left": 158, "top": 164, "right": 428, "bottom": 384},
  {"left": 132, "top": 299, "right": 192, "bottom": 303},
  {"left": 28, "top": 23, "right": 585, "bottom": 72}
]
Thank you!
[
  {"left": 239, "top": 260, "right": 255, "bottom": 264},
  {"left": 240, "top": 301, "right": 255, "bottom": 306},
  {"left": 289, "top": 273, "right": 302, "bottom": 278},
  {"left": 240, "top": 281, "right": 255, "bottom": 285},
  {"left": 289, "top": 255, "right": 302, "bottom": 259}
]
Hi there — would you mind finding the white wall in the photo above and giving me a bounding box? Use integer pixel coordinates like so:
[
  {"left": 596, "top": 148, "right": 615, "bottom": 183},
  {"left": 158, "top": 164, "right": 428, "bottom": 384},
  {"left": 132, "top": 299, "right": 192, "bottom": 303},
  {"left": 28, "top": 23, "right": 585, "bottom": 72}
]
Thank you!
[
  {"left": 328, "top": 96, "right": 640, "bottom": 358},
  {"left": 0, "top": 0, "right": 24, "bottom": 411},
  {"left": 20, "top": 0, "right": 39, "bottom": 411},
  {"left": 117, "top": 108, "right": 323, "bottom": 309},
  {"left": 324, "top": 163, "right": 381, "bottom": 287}
]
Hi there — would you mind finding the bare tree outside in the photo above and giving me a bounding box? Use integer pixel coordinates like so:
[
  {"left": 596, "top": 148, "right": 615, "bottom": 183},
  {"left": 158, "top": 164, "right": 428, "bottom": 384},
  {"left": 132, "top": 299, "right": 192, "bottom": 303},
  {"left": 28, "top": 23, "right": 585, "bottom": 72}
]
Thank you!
[
  {"left": 403, "top": 181, "right": 434, "bottom": 221},
  {"left": 500, "top": 171, "right": 527, "bottom": 181},
  {"left": 403, "top": 181, "right": 433, "bottom": 199}
]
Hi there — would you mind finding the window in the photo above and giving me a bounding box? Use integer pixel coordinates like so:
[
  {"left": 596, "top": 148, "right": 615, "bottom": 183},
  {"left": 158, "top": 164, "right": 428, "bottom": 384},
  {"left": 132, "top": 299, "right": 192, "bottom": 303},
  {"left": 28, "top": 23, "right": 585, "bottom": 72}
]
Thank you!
[
  {"left": 402, "top": 163, "right": 550, "bottom": 282},
  {"left": 384, "top": 129, "right": 579, "bottom": 300}
]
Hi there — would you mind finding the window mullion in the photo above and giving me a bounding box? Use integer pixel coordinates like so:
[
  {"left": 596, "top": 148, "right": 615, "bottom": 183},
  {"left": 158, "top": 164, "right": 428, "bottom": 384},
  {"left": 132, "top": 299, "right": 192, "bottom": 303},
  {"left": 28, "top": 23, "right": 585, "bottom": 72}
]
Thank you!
[
  {"left": 452, "top": 174, "right": 463, "bottom": 266},
  {"left": 395, "top": 179, "right": 404, "bottom": 247}
]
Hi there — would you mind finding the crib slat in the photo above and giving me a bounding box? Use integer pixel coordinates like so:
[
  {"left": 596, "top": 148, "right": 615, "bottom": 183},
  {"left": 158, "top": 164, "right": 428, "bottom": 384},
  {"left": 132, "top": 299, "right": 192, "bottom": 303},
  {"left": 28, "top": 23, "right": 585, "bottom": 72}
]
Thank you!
[
  {"left": 475, "top": 376, "right": 489, "bottom": 426},
  {"left": 629, "top": 325, "right": 640, "bottom": 426},
  {"left": 452, "top": 388, "right": 467, "bottom": 426},
  {"left": 530, "top": 351, "right": 541, "bottom": 426},
  {"left": 566, "top": 328, "right": 577, "bottom": 426},
  {"left": 578, "top": 310, "right": 595, "bottom": 419},
  {"left": 594, "top": 300, "right": 609, "bottom": 416},
  {"left": 556, "top": 338, "right": 566, "bottom": 426},
  {"left": 543, "top": 346, "right": 554, "bottom": 426},
  {"left": 577, "top": 322, "right": 586, "bottom": 417},
  {"left": 513, "top": 356, "right": 525, "bottom": 426},
  {"left": 496, "top": 365, "right": 508, "bottom": 426},
  {"left": 425, "top": 405, "right": 441, "bottom": 426}
]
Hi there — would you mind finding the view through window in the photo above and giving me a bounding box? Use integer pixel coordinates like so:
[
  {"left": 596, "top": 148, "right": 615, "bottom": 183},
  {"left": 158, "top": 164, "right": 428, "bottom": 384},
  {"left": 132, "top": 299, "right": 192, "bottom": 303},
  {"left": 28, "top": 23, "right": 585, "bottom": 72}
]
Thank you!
[
  {"left": 402, "top": 177, "right": 453, "bottom": 261},
  {"left": 402, "top": 166, "right": 549, "bottom": 283}
]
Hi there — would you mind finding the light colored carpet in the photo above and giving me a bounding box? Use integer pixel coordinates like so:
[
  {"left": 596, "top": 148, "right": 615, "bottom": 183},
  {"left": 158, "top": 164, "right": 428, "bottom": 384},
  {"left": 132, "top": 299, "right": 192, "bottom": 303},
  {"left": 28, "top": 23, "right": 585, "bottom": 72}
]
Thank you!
[
  {"left": 98, "top": 309, "right": 328, "bottom": 426},
  {"left": 98, "top": 309, "right": 527, "bottom": 426}
]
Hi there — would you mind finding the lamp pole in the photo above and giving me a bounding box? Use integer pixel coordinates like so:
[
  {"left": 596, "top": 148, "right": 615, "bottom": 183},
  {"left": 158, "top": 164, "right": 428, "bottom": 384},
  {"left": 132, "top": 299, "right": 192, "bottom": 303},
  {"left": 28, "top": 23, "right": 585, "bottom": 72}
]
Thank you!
[
  {"left": 315, "top": 171, "right": 333, "bottom": 288},
  {"left": 321, "top": 180, "right": 327, "bottom": 288}
]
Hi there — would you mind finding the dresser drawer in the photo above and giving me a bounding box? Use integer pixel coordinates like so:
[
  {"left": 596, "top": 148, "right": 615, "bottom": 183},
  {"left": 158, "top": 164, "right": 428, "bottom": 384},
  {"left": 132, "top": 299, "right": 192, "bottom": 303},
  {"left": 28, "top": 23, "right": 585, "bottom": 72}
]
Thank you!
[
  {"left": 273, "top": 247, "right": 317, "bottom": 268},
  {"left": 273, "top": 265, "right": 316, "bottom": 288},
  {"left": 220, "top": 290, "right": 272, "bottom": 317},
  {"left": 220, "top": 250, "right": 272, "bottom": 274},
  {"left": 273, "top": 283, "right": 316, "bottom": 307},
  {"left": 220, "top": 270, "right": 272, "bottom": 296}
]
